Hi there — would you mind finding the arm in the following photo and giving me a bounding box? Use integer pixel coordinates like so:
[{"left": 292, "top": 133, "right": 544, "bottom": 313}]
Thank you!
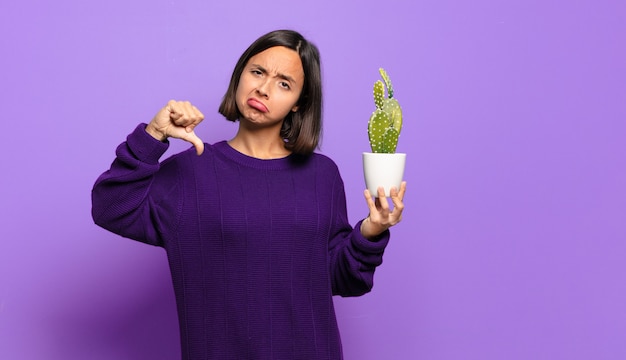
[
  {"left": 91, "top": 124, "right": 176, "bottom": 246},
  {"left": 91, "top": 100, "right": 205, "bottom": 245},
  {"left": 328, "top": 174, "right": 391, "bottom": 297}
]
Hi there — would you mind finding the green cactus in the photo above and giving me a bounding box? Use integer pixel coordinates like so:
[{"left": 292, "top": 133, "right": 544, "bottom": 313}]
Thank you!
[{"left": 368, "top": 68, "right": 403, "bottom": 153}]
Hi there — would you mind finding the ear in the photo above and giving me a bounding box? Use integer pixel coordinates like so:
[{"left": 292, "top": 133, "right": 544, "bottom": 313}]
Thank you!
[{"left": 291, "top": 105, "right": 299, "bottom": 112}]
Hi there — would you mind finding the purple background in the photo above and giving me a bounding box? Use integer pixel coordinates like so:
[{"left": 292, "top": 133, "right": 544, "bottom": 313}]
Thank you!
[{"left": 1, "top": 0, "right": 625, "bottom": 359}]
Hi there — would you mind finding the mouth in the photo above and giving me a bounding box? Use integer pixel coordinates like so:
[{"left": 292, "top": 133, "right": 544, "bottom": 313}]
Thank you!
[{"left": 247, "top": 98, "right": 268, "bottom": 113}]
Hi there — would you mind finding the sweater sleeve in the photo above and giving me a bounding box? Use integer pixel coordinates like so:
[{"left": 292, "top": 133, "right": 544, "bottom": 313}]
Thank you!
[
  {"left": 91, "top": 124, "right": 182, "bottom": 247},
  {"left": 328, "top": 171, "right": 390, "bottom": 297}
]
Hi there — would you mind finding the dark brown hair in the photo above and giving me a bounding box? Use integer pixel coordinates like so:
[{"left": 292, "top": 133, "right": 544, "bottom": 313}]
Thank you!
[{"left": 219, "top": 29, "right": 322, "bottom": 155}]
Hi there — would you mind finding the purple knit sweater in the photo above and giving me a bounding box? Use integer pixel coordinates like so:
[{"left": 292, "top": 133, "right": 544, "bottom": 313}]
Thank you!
[{"left": 91, "top": 124, "right": 390, "bottom": 360}]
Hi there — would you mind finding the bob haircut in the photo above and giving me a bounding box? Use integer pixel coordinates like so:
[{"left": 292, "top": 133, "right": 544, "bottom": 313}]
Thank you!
[{"left": 219, "top": 29, "right": 322, "bottom": 155}]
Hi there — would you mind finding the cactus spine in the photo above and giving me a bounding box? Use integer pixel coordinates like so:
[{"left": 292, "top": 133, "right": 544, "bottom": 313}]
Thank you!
[{"left": 368, "top": 68, "right": 403, "bottom": 153}]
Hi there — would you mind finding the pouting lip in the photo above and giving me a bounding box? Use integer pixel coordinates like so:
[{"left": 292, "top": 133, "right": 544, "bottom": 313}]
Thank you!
[{"left": 247, "top": 98, "right": 268, "bottom": 113}]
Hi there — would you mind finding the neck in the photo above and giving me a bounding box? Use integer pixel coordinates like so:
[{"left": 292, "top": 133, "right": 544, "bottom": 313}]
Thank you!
[{"left": 228, "top": 126, "right": 291, "bottom": 160}]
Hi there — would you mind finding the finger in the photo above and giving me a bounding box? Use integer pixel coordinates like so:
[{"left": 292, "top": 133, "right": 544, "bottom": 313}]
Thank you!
[
  {"left": 377, "top": 187, "right": 390, "bottom": 209},
  {"left": 189, "top": 103, "right": 204, "bottom": 120},
  {"left": 165, "top": 100, "right": 179, "bottom": 115},
  {"left": 363, "top": 189, "right": 377, "bottom": 213},
  {"left": 170, "top": 113, "right": 183, "bottom": 123},
  {"left": 166, "top": 99, "right": 178, "bottom": 111},
  {"left": 397, "top": 181, "right": 407, "bottom": 200},
  {"left": 370, "top": 188, "right": 389, "bottom": 225},
  {"left": 179, "top": 101, "right": 195, "bottom": 126},
  {"left": 364, "top": 189, "right": 385, "bottom": 224},
  {"left": 185, "top": 108, "right": 204, "bottom": 133},
  {"left": 390, "top": 186, "right": 404, "bottom": 207},
  {"left": 377, "top": 186, "right": 386, "bottom": 197},
  {"left": 169, "top": 101, "right": 191, "bottom": 126},
  {"left": 195, "top": 142, "right": 205, "bottom": 156},
  {"left": 389, "top": 182, "right": 406, "bottom": 224},
  {"left": 193, "top": 107, "right": 205, "bottom": 125},
  {"left": 175, "top": 103, "right": 204, "bottom": 129},
  {"left": 390, "top": 191, "right": 405, "bottom": 219},
  {"left": 374, "top": 196, "right": 382, "bottom": 211},
  {"left": 167, "top": 100, "right": 183, "bottom": 120},
  {"left": 182, "top": 131, "right": 205, "bottom": 156},
  {"left": 172, "top": 109, "right": 188, "bottom": 125}
]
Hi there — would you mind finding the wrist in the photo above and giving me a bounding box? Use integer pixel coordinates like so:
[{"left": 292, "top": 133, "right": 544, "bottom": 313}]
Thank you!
[
  {"left": 360, "top": 217, "right": 383, "bottom": 241},
  {"left": 145, "top": 123, "right": 167, "bottom": 142}
]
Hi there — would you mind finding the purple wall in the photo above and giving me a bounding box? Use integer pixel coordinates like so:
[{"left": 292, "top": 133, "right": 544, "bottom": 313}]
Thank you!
[{"left": 1, "top": 0, "right": 625, "bottom": 358}]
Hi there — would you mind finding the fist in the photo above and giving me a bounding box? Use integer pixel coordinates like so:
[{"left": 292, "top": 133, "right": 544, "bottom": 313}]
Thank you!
[{"left": 146, "top": 100, "right": 205, "bottom": 155}]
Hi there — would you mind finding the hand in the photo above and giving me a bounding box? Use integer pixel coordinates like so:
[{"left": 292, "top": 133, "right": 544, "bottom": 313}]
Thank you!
[
  {"left": 145, "top": 100, "right": 205, "bottom": 155},
  {"left": 360, "top": 181, "right": 406, "bottom": 240}
]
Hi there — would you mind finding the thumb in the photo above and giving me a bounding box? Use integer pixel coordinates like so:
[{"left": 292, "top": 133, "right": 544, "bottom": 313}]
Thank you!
[{"left": 183, "top": 131, "right": 205, "bottom": 155}]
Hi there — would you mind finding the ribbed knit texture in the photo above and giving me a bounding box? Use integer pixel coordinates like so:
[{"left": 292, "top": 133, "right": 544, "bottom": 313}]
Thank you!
[{"left": 91, "top": 124, "right": 390, "bottom": 360}]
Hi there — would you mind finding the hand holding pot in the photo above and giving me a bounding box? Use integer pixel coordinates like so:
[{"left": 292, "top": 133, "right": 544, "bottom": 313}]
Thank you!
[{"left": 360, "top": 181, "right": 406, "bottom": 240}]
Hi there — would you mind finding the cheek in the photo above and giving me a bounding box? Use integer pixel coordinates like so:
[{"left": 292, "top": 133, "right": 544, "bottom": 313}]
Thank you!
[
  {"left": 235, "top": 80, "right": 249, "bottom": 105},
  {"left": 236, "top": 76, "right": 259, "bottom": 103},
  {"left": 235, "top": 86, "right": 243, "bottom": 103},
  {"left": 286, "top": 92, "right": 302, "bottom": 112},
  {"left": 276, "top": 97, "right": 300, "bottom": 118}
]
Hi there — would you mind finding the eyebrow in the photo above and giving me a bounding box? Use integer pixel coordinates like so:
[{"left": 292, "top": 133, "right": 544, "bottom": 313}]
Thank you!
[{"left": 251, "top": 64, "right": 297, "bottom": 85}]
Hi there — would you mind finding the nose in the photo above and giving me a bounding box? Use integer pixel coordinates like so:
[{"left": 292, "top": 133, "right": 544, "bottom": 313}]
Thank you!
[{"left": 256, "top": 79, "right": 270, "bottom": 98}]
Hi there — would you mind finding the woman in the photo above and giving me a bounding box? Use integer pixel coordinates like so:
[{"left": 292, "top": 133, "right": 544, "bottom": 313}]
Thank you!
[{"left": 92, "top": 29, "right": 406, "bottom": 360}]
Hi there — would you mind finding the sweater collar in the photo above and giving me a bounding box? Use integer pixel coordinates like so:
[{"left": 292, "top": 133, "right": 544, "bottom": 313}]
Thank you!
[{"left": 212, "top": 141, "right": 308, "bottom": 170}]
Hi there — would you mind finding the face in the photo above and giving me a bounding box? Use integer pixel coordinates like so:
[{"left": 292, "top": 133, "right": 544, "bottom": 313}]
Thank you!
[{"left": 235, "top": 46, "right": 305, "bottom": 129}]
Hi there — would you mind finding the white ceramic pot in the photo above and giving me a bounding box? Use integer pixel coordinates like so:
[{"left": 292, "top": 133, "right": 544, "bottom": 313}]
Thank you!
[{"left": 362, "top": 152, "right": 406, "bottom": 198}]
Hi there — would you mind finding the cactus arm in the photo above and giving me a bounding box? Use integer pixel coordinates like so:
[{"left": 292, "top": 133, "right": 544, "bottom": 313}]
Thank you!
[
  {"left": 382, "top": 127, "right": 399, "bottom": 153},
  {"left": 379, "top": 68, "right": 394, "bottom": 99},
  {"left": 373, "top": 80, "right": 385, "bottom": 109},
  {"left": 383, "top": 98, "right": 403, "bottom": 133},
  {"left": 368, "top": 110, "right": 391, "bottom": 153}
]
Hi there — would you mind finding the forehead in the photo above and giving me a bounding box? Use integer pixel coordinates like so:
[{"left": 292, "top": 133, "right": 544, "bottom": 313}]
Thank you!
[{"left": 247, "top": 46, "right": 304, "bottom": 78}]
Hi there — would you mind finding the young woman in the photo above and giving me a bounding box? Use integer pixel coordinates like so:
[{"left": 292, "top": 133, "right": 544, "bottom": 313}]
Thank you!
[{"left": 92, "top": 29, "right": 406, "bottom": 360}]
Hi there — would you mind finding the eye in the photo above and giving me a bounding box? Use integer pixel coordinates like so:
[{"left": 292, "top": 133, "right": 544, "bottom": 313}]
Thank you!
[
  {"left": 279, "top": 81, "right": 291, "bottom": 90},
  {"left": 251, "top": 69, "right": 262, "bottom": 76}
]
